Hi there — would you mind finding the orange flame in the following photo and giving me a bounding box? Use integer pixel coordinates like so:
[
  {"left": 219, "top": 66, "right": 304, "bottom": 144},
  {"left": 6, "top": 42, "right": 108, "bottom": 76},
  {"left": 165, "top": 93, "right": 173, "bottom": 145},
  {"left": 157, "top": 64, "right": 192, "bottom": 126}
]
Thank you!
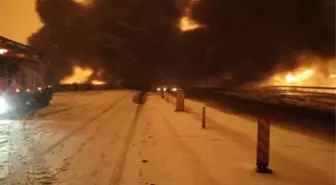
[
  {"left": 179, "top": 0, "right": 202, "bottom": 31},
  {"left": 73, "top": 0, "right": 92, "bottom": 6},
  {"left": 91, "top": 80, "right": 106, "bottom": 85},
  {"left": 262, "top": 55, "right": 336, "bottom": 87},
  {"left": 282, "top": 69, "right": 314, "bottom": 84},
  {"left": 60, "top": 66, "right": 107, "bottom": 85},
  {"left": 61, "top": 66, "right": 93, "bottom": 84},
  {"left": 179, "top": 14, "right": 201, "bottom": 31},
  {"left": 266, "top": 68, "right": 335, "bottom": 87}
]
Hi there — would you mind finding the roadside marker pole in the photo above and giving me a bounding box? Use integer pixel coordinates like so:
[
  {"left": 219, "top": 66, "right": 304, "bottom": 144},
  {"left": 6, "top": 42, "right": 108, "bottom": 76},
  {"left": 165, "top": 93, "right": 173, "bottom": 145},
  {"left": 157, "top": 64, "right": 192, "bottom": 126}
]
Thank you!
[
  {"left": 175, "top": 90, "right": 185, "bottom": 112},
  {"left": 160, "top": 90, "right": 164, "bottom": 99},
  {"left": 256, "top": 116, "right": 273, "bottom": 173},
  {"left": 202, "top": 106, "right": 206, "bottom": 129},
  {"left": 160, "top": 85, "right": 164, "bottom": 99}
]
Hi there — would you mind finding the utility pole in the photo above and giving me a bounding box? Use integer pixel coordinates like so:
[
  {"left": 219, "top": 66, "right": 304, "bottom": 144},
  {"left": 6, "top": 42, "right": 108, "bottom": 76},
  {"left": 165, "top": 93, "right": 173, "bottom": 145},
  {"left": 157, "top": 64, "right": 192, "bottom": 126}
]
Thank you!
[{"left": 205, "top": 26, "right": 210, "bottom": 89}]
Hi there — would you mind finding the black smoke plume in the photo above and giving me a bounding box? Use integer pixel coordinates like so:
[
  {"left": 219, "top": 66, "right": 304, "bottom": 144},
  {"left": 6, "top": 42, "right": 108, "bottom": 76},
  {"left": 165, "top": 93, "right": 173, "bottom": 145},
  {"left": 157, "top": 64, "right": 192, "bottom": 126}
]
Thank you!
[
  {"left": 29, "top": 0, "right": 181, "bottom": 87},
  {"left": 29, "top": 0, "right": 335, "bottom": 87},
  {"left": 189, "top": 0, "right": 335, "bottom": 84}
]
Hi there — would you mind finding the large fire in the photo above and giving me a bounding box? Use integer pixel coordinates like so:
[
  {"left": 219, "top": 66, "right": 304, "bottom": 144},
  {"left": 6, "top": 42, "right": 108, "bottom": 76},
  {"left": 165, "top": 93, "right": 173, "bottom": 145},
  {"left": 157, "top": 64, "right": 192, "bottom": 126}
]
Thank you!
[
  {"left": 73, "top": 0, "right": 92, "bottom": 6},
  {"left": 91, "top": 80, "right": 106, "bottom": 85},
  {"left": 269, "top": 69, "right": 315, "bottom": 85},
  {"left": 179, "top": 0, "right": 202, "bottom": 32},
  {"left": 60, "top": 66, "right": 107, "bottom": 85},
  {"left": 262, "top": 55, "right": 336, "bottom": 87}
]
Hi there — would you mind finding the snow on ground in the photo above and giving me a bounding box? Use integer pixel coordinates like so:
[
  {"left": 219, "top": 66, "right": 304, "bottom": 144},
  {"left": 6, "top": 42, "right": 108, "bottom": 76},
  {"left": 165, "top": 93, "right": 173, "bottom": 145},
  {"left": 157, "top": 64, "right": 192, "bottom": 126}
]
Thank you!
[
  {"left": 160, "top": 93, "right": 335, "bottom": 184},
  {"left": 0, "top": 90, "right": 333, "bottom": 185}
]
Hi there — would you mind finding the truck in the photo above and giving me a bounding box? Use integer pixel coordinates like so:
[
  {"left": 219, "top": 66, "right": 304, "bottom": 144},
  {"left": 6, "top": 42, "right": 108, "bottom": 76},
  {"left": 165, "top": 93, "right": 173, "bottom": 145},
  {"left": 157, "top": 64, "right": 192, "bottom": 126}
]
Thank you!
[{"left": 0, "top": 36, "right": 53, "bottom": 114}]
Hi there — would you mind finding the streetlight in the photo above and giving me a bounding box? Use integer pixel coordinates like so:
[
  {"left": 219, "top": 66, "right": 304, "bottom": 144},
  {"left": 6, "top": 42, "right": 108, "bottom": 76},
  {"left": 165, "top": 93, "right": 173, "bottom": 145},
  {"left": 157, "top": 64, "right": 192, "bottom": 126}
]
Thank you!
[{"left": 204, "top": 26, "right": 210, "bottom": 89}]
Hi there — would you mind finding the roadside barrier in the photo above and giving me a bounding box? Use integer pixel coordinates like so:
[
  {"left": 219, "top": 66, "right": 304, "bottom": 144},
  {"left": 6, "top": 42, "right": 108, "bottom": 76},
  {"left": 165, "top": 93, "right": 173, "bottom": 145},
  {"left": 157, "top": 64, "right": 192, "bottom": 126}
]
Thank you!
[
  {"left": 202, "top": 106, "right": 206, "bottom": 128},
  {"left": 256, "top": 116, "right": 273, "bottom": 173},
  {"left": 175, "top": 90, "right": 185, "bottom": 112}
]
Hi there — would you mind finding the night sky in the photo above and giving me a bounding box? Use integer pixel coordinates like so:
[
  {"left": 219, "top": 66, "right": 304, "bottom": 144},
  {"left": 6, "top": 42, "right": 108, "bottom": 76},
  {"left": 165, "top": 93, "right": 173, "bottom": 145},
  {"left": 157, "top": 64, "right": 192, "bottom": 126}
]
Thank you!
[{"left": 0, "top": 0, "right": 42, "bottom": 44}]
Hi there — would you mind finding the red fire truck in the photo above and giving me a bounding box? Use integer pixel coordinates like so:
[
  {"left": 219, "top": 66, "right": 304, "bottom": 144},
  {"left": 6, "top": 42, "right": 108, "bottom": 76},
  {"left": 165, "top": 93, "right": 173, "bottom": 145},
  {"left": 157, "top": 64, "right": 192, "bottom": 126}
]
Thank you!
[{"left": 0, "top": 36, "right": 53, "bottom": 114}]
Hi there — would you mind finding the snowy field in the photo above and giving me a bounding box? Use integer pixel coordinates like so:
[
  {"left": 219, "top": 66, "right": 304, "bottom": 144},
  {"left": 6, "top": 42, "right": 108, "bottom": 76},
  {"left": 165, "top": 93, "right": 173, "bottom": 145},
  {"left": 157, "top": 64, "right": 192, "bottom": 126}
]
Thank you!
[{"left": 0, "top": 90, "right": 334, "bottom": 185}]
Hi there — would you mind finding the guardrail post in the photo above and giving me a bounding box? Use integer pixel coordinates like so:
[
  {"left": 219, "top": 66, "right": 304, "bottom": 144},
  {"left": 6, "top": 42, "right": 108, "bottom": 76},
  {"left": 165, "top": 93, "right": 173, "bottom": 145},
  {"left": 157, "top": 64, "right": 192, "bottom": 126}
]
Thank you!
[
  {"left": 160, "top": 88, "right": 164, "bottom": 99},
  {"left": 175, "top": 90, "right": 185, "bottom": 112},
  {"left": 256, "top": 116, "right": 273, "bottom": 173},
  {"left": 202, "top": 106, "right": 206, "bottom": 129}
]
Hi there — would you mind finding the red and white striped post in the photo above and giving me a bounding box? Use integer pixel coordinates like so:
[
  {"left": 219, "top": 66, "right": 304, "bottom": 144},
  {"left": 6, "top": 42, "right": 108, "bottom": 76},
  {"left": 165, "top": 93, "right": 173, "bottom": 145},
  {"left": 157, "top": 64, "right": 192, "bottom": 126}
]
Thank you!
[
  {"left": 256, "top": 116, "right": 273, "bottom": 173},
  {"left": 175, "top": 90, "right": 185, "bottom": 112}
]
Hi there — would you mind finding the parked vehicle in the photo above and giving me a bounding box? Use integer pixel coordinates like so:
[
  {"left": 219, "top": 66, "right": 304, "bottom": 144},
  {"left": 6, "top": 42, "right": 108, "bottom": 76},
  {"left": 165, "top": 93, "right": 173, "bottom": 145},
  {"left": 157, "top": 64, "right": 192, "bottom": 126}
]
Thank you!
[{"left": 0, "top": 36, "right": 52, "bottom": 114}]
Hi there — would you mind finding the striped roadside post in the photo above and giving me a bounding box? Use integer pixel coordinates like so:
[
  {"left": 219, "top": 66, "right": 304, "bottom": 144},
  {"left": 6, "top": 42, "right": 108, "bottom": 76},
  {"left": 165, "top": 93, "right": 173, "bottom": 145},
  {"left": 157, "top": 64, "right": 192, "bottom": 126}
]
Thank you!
[
  {"left": 256, "top": 116, "right": 273, "bottom": 173},
  {"left": 175, "top": 90, "right": 185, "bottom": 112}
]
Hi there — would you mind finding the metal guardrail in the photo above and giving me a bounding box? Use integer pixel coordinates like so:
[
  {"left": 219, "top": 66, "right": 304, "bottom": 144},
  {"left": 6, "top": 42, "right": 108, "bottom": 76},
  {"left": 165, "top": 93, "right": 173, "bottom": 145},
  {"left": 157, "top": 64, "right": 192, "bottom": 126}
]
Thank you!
[
  {"left": 217, "top": 86, "right": 336, "bottom": 112},
  {"left": 53, "top": 84, "right": 119, "bottom": 92},
  {"left": 184, "top": 86, "right": 335, "bottom": 112},
  {"left": 261, "top": 86, "right": 336, "bottom": 95},
  {"left": 226, "top": 86, "right": 336, "bottom": 97}
]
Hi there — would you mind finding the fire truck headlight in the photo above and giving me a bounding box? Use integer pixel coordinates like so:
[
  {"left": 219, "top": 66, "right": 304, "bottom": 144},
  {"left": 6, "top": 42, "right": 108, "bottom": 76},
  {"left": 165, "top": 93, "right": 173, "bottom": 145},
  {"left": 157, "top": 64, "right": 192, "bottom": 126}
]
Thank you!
[{"left": 0, "top": 96, "right": 9, "bottom": 114}]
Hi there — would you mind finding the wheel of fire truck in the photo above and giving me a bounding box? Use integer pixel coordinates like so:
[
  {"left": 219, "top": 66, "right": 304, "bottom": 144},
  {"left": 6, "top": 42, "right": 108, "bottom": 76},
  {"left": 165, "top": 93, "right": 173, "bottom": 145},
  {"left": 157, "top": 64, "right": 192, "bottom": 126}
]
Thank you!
[
  {"left": 46, "top": 87, "right": 53, "bottom": 100},
  {"left": 34, "top": 91, "right": 50, "bottom": 107}
]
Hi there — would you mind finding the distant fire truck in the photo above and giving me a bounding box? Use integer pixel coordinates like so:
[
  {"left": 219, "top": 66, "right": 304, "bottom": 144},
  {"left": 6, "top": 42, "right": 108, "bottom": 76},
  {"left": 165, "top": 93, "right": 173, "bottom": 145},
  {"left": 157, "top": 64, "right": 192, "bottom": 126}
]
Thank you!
[{"left": 0, "top": 36, "right": 53, "bottom": 114}]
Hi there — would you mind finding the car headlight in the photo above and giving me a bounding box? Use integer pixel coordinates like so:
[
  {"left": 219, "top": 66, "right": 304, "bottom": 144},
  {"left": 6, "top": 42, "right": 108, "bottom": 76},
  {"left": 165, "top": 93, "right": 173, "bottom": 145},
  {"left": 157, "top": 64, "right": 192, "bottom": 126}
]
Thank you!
[
  {"left": 171, "top": 87, "right": 178, "bottom": 92},
  {"left": 0, "top": 96, "right": 8, "bottom": 114},
  {"left": 156, "top": 87, "right": 161, "bottom": 91}
]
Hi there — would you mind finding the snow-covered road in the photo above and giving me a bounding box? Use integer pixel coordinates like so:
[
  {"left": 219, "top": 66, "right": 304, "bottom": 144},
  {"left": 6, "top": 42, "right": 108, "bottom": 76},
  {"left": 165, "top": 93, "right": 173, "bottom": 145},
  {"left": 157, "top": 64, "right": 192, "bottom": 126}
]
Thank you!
[{"left": 0, "top": 90, "right": 334, "bottom": 185}]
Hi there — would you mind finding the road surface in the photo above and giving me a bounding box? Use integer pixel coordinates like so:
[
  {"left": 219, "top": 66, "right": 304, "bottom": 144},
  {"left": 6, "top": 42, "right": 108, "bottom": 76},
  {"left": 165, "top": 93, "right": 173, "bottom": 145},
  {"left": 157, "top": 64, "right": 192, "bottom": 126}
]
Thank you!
[{"left": 0, "top": 90, "right": 334, "bottom": 185}]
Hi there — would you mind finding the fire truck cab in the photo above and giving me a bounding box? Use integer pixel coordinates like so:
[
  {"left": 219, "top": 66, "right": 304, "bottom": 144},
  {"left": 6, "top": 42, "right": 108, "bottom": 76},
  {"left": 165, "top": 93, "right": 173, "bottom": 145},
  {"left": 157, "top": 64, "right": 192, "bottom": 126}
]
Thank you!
[{"left": 0, "top": 36, "right": 52, "bottom": 114}]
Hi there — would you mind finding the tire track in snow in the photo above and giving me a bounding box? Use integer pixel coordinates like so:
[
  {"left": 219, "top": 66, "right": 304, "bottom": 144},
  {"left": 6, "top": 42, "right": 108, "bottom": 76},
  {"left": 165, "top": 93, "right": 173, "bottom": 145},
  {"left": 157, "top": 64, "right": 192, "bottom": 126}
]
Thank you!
[
  {"left": 1, "top": 92, "right": 131, "bottom": 184},
  {"left": 52, "top": 99, "right": 133, "bottom": 184},
  {"left": 53, "top": 99, "right": 130, "bottom": 174},
  {"left": 35, "top": 98, "right": 98, "bottom": 118},
  {"left": 109, "top": 104, "right": 142, "bottom": 185},
  {"left": 160, "top": 116, "right": 217, "bottom": 185},
  {"left": 32, "top": 91, "right": 111, "bottom": 119}
]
